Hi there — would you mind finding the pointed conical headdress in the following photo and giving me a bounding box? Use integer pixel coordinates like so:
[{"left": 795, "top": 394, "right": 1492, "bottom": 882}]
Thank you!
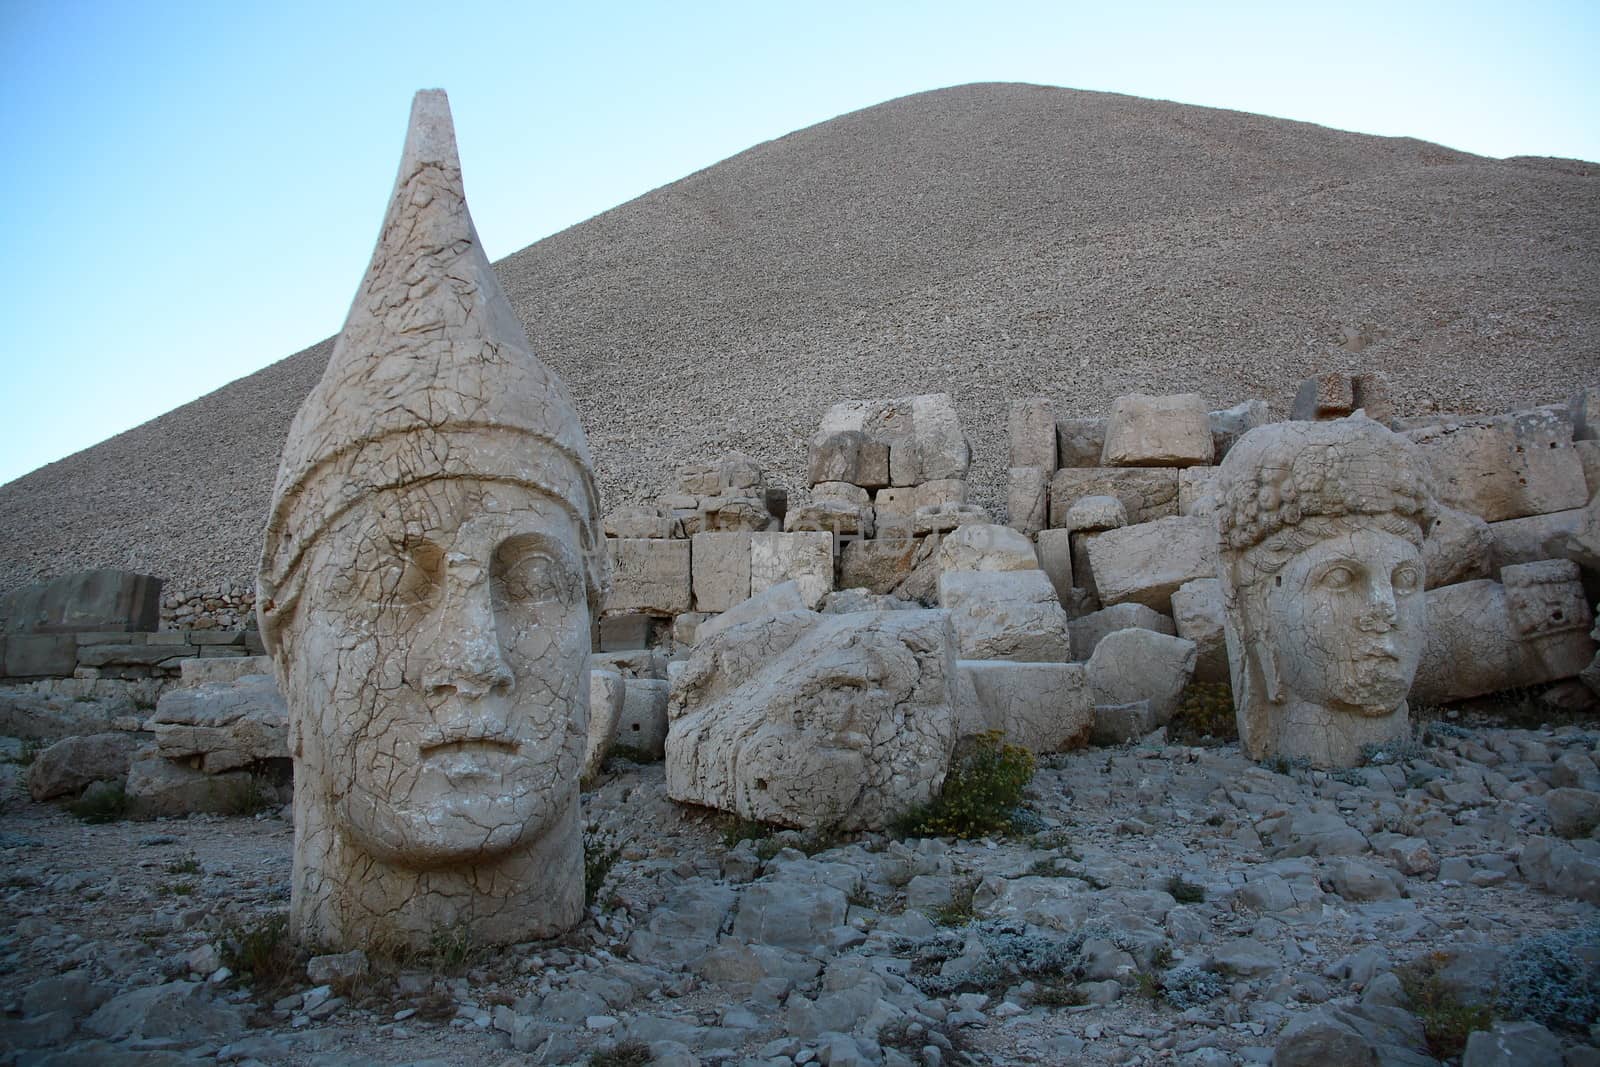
[{"left": 258, "top": 90, "right": 606, "bottom": 647}]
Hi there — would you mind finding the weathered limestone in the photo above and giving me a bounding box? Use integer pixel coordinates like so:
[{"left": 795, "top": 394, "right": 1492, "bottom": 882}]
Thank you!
[
  {"left": 607, "top": 539, "right": 692, "bottom": 616},
  {"left": 1423, "top": 505, "right": 1494, "bottom": 589},
  {"left": 912, "top": 503, "right": 991, "bottom": 536},
  {"left": 1035, "top": 530, "right": 1074, "bottom": 604},
  {"left": 1056, "top": 417, "right": 1106, "bottom": 469},
  {"left": 1007, "top": 467, "right": 1049, "bottom": 536},
  {"left": 1178, "top": 467, "right": 1220, "bottom": 518},
  {"left": 1404, "top": 409, "right": 1587, "bottom": 523},
  {"left": 1068, "top": 603, "right": 1176, "bottom": 662},
  {"left": 784, "top": 499, "right": 873, "bottom": 538},
  {"left": 1101, "top": 393, "right": 1214, "bottom": 467},
  {"left": 810, "top": 394, "right": 970, "bottom": 490},
  {"left": 1487, "top": 508, "right": 1585, "bottom": 572},
  {"left": 179, "top": 655, "right": 273, "bottom": 687},
  {"left": 1087, "top": 629, "right": 1196, "bottom": 724},
  {"left": 697, "top": 580, "right": 811, "bottom": 645},
  {"left": 1050, "top": 468, "right": 1179, "bottom": 528},
  {"left": 604, "top": 505, "right": 678, "bottom": 540},
  {"left": 838, "top": 537, "right": 933, "bottom": 600},
  {"left": 666, "top": 607, "right": 959, "bottom": 831},
  {"left": 750, "top": 531, "right": 833, "bottom": 610},
  {"left": 1218, "top": 416, "right": 1435, "bottom": 768},
  {"left": 934, "top": 524, "right": 1037, "bottom": 574},
  {"left": 938, "top": 570, "right": 1073, "bottom": 662},
  {"left": 691, "top": 532, "right": 752, "bottom": 613},
  {"left": 1412, "top": 562, "right": 1596, "bottom": 704},
  {"left": 125, "top": 752, "right": 260, "bottom": 818},
  {"left": 617, "top": 677, "right": 670, "bottom": 759},
  {"left": 585, "top": 670, "right": 625, "bottom": 780},
  {"left": 957, "top": 661, "right": 1091, "bottom": 752},
  {"left": 1008, "top": 398, "right": 1057, "bottom": 470},
  {"left": 1085, "top": 516, "right": 1217, "bottom": 614},
  {"left": 0, "top": 569, "right": 163, "bottom": 635},
  {"left": 1209, "top": 400, "right": 1268, "bottom": 460},
  {"left": 913, "top": 478, "right": 968, "bottom": 510},
  {"left": 1061, "top": 495, "right": 1128, "bottom": 533},
  {"left": 1170, "top": 578, "right": 1228, "bottom": 683},
  {"left": 26, "top": 732, "right": 138, "bottom": 801},
  {"left": 149, "top": 674, "right": 287, "bottom": 774},
  {"left": 255, "top": 92, "right": 608, "bottom": 950}
]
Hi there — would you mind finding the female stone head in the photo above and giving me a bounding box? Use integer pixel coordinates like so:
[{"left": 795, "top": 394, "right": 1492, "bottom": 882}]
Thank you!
[{"left": 1217, "top": 415, "right": 1434, "bottom": 767}]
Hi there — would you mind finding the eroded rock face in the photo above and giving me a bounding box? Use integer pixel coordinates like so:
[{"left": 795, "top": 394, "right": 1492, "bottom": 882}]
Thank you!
[
  {"left": 665, "top": 607, "right": 958, "bottom": 831},
  {"left": 256, "top": 92, "right": 607, "bottom": 951},
  {"left": 1217, "top": 417, "right": 1434, "bottom": 768}
]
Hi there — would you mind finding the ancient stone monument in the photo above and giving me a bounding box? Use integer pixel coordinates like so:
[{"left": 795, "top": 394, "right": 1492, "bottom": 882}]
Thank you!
[
  {"left": 256, "top": 90, "right": 608, "bottom": 950},
  {"left": 1216, "top": 416, "right": 1435, "bottom": 768}
]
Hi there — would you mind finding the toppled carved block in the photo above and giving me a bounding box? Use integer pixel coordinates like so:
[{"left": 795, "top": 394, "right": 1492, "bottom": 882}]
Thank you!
[
  {"left": 1055, "top": 418, "right": 1107, "bottom": 469},
  {"left": 1087, "top": 629, "right": 1195, "bottom": 725},
  {"left": 1404, "top": 408, "right": 1587, "bottom": 523},
  {"left": 839, "top": 537, "right": 932, "bottom": 599},
  {"left": 750, "top": 532, "right": 834, "bottom": 609},
  {"left": 1101, "top": 393, "right": 1214, "bottom": 468},
  {"left": 585, "top": 670, "right": 625, "bottom": 780},
  {"left": 935, "top": 523, "right": 1038, "bottom": 574},
  {"left": 914, "top": 478, "right": 968, "bottom": 510},
  {"left": 938, "top": 570, "right": 1073, "bottom": 662},
  {"left": 957, "top": 660, "right": 1091, "bottom": 753},
  {"left": 1008, "top": 398, "right": 1057, "bottom": 470},
  {"left": 149, "top": 674, "right": 287, "bottom": 774},
  {"left": 1068, "top": 602, "right": 1175, "bottom": 662},
  {"left": 1209, "top": 400, "right": 1268, "bottom": 461},
  {"left": 811, "top": 394, "right": 971, "bottom": 490},
  {"left": 607, "top": 539, "right": 693, "bottom": 616},
  {"left": 617, "top": 677, "right": 670, "bottom": 759},
  {"left": 1050, "top": 468, "right": 1179, "bottom": 528},
  {"left": 1488, "top": 508, "right": 1585, "bottom": 572},
  {"left": 1423, "top": 505, "right": 1494, "bottom": 589},
  {"left": 255, "top": 92, "right": 608, "bottom": 950},
  {"left": 605, "top": 505, "right": 680, "bottom": 540},
  {"left": 1085, "top": 516, "right": 1218, "bottom": 614},
  {"left": 691, "top": 532, "right": 752, "bottom": 613},
  {"left": 1007, "top": 467, "right": 1049, "bottom": 536},
  {"left": 666, "top": 608, "right": 959, "bottom": 831},
  {"left": 1170, "top": 578, "right": 1228, "bottom": 683}
]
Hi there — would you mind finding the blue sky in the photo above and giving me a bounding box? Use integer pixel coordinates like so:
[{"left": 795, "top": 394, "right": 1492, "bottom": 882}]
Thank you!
[{"left": 1, "top": 0, "right": 1596, "bottom": 488}]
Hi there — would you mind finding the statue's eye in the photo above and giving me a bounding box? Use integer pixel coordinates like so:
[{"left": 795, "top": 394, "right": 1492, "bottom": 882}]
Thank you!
[
  {"left": 495, "top": 543, "right": 577, "bottom": 605},
  {"left": 380, "top": 541, "right": 441, "bottom": 607},
  {"left": 1321, "top": 565, "right": 1355, "bottom": 590},
  {"left": 1392, "top": 565, "right": 1420, "bottom": 594}
]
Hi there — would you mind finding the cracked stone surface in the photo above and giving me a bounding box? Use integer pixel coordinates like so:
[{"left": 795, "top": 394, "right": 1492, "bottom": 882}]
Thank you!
[
  {"left": 1218, "top": 417, "right": 1435, "bottom": 768},
  {"left": 255, "top": 91, "right": 608, "bottom": 950}
]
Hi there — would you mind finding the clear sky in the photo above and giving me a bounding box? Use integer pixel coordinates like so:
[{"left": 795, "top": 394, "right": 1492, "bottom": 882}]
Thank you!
[{"left": 1, "top": 0, "right": 1596, "bottom": 488}]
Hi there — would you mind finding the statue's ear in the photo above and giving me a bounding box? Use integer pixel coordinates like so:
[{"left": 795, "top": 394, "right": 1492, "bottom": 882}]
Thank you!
[{"left": 1253, "top": 635, "right": 1285, "bottom": 704}]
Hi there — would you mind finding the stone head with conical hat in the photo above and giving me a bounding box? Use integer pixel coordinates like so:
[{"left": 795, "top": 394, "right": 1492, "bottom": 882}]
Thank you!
[{"left": 258, "top": 90, "right": 607, "bottom": 950}]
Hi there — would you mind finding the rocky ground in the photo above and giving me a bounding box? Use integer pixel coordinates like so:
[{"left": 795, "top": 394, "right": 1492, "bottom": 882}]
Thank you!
[{"left": 2, "top": 712, "right": 1599, "bottom": 1067}]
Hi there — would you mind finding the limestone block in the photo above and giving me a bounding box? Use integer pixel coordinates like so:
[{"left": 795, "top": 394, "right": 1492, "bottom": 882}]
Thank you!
[
  {"left": 1405, "top": 409, "right": 1587, "bottom": 523},
  {"left": 911, "top": 504, "right": 990, "bottom": 536},
  {"left": 125, "top": 753, "right": 256, "bottom": 818},
  {"left": 1412, "top": 567, "right": 1596, "bottom": 704},
  {"left": 1291, "top": 373, "right": 1355, "bottom": 421},
  {"left": 839, "top": 537, "right": 931, "bottom": 598},
  {"left": 751, "top": 532, "right": 834, "bottom": 609},
  {"left": 76, "top": 642, "right": 196, "bottom": 668},
  {"left": 1559, "top": 491, "right": 1600, "bottom": 572},
  {"left": 784, "top": 500, "right": 872, "bottom": 538},
  {"left": 27, "top": 732, "right": 138, "bottom": 800},
  {"left": 1488, "top": 508, "right": 1584, "bottom": 572},
  {"left": 938, "top": 570, "right": 1073, "bottom": 662},
  {"left": 1085, "top": 517, "right": 1218, "bottom": 614},
  {"left": 1069, "top": 603, "right": 1176, "bottom": 662},
  {"left": 585, "top": 670, "right": 625, "bottom": 780},
  {"left": 1061, "top": 495, "right": 1128, "bottom": 533},
  {"left": 1170, "top": 578, "right": 1228, "bottom": 683},
  {"left": 607, "top": 539, "right": 692, "bottom": 616},
  {"left": 1087, "top": 629, "right": 1196, "bottom": 724},
  {"left": 1050, "top": 468, "right": 1179, "bottom": 528},
  {"left": 813, "top": 482, "right": 871, "bottom": 507},
  {"left": 808, "top": 430, "right": 867, "bottom": 486},
  {"left": 692, "top": 532, "right": 753, "bottom": 613},
  {"left": 693, "top": 493, "right": 772, "bottom": 534},
  {"left": 1055, "top": 418, "right": 1107, "bottom": 469},
  {"left": 666, "top": 609, "right": 959, "bottom": 831},
  {"left": 179, "top": 655, "right": 274, "bottom": 687},
  {"left": 1423, "top": 505, "right": 1494, "bottom": 588},
  {"left": 1009, "top": 398, "right": 1058, "bottom": 470},
  {"left": 935, "top": 524, "right": 1038, "bottom": 574},
  {"left": 1178, "top": 467, "right": 1220, "bottom": 517},
  {"left": 670, "top": 612, "right": 711, "bottom": 648},
  {"left": 1091, "top": 700, "right": 1161, "bottom": 745},
  {"left": 958, "top": 661, "right": 1091, "bottom": 752},
  {"left": 616, "top": 678, "right": 670, "bottom": 759},
  {"left": 1069, "top": 531, "right": 1099, "bottom": 605},
  {"left": 872, "top": 486, "right": 917, "bottom": 538},
  {"left": 604, "top": 505, "right": 679, "bottom": 539},
  {"left": 149, "top": 674, "right": 288, "bottom": 774},
  {"left": 913, "top": 479, "right": 967, "bottom": 511},
  {"left": 0, "top": 569, "right": 162, "bottom": 635},
  {"left": 1209, "top": 400, "right": 1268, "bottom": 460},
  {"left": 1577, "top": 441, "right": 1600, "bottom": 495},
  {"left": 1007, "top": 467, "right": 1049, "bottom": 536},
  {"left": 1101, "top": 393, "right": 1214, "bottom": 467},
  {"left": 3, "top": 634, "right": 78, "bottom": 678},
  {"left": 698, "top": 580, "right": 812, "bottom": 645},
  {"left": 888, "top": 394, "right": 971, "bottom": 487},
  {"left": 1035, "top": 530, "right": 1074, "bottom": 604},
  {"left": 820, "top": 589, "right": 919, "bottom": 614},
  {"left": 676, "top": 461, "right": 722, "bottom": 496},
  {"left": 1571, "top": 386, "right": 1600, "bottom": 441},
  {"left": 590, "top": 648, "right": 666, "bottom": 679},
  {"left": 597, "top": 613, "right": 651, "bottom": 651}
]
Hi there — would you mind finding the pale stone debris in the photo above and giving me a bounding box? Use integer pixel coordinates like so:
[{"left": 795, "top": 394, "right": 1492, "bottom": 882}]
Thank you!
[
  {"left": 1085, "top": 516, "right": 1218, "bottom": 614},
  {"left": 254, "top": 91, "right": 608, "bottom": 950},
  {"left": 956, "top": 660, "right": 1091, "bottom": 752},
  {"left": 1060, "top": 494, "right": 1128, "bottom": 533},
  {"left": 1100, "top": 393, "right": 1214, "bottom": 468},
  {"left": 1217, "top": 416, "right": 1434, "bottom": 768},
  {"left": 938, "top": 570, "right": 1073, "bottom": 662}
]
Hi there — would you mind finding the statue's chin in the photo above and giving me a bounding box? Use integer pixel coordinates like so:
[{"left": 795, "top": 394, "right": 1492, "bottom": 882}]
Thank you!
[{"left": 337, "top": 795, "right": 542, "bottom": 870}]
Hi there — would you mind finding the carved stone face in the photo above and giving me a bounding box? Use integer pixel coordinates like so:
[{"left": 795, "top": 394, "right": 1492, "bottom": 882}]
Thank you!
[
  {"left": 1259, "top": 527, "right": 1425, "bottom": 714},
  {"left": 285, "top": 477, "right": 589, "bottom": 869}
]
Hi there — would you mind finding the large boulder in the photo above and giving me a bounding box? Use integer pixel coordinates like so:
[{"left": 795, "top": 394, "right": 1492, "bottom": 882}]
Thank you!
[
  {"left": 1100, "top": 393, "right": 1213, "bottom": 467},
  {"left": 585, "top": 669, "right": 626, "bottom": 779},
  {"left": 1169, "top": 578, "right": 1228, "bottom": 683},
  {"left": 1050, "top": 468, "right": 1179, "bottom": 527},
  {"left": 666, "top": 607, "right": 959, "bottom": 831},
  {"left": 124, "top": 753, "right": 257, "bottom": 818},
  {"left": 1068, "top": 602, "right": 1175, "bottom": 662},
  {"left": 938, "top": 570, "right": 1073, "bottom": 662},
  {"left": 1403, "top": 409, "right": 1587, "bottom": 523},
  {"left": 1087, "top": 629, "right": 1196, "bottom": 724},
  {"left": 27, "top": 732, "right": 138, "bottom": 801},
  {"left": 148, "top": 674, "right": 287, "bottom": 774},
  {"left": 957, "top": 660, "right": 1092, "bottom": 752},
  {"left": 1084, "top": 517, "right": 1218, "bottom": 614},
  {"left": 935, "top": 523, "right": 1038, "bottom": 574},
  {"left": 1423, "top": 504, "right": 1494, "bottom": 588},
  {"left": 606, "top": 538, "right": 693, "bottom": 616}
]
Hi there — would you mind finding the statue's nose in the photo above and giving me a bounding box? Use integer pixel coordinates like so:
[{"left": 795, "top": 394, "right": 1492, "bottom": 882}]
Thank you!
[
  {"left": 1357, "top": 574, "right": 1399, "bottom": 632},
  {"left": 424, "top": 571, "right": 513, "bottom": 698}
]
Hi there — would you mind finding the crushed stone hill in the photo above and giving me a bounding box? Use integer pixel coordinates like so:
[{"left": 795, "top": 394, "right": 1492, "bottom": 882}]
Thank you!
[{"left": 2, "top": 82, "right": 1597, "bottom": 593}]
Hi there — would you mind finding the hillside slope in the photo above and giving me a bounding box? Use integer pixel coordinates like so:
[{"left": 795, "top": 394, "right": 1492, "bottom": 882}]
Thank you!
[{"left": 3, "top": 83, "right": 1597, "bottom": 592}]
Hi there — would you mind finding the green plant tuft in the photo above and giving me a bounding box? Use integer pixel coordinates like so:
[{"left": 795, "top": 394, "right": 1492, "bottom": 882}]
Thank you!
[
  {"left": 1167, "top": 682, "right": 1237, "bottom": 745},
  {"left": 1399, "top": 953, "right": 1493, "bottom": 1060},
  {"left": 895, "top": 732, "right": 1035, "bottom": 839},
  {"left": 588, "top": 1041, "right": 651, "bottom": 1067},
  {"left": 221, "top": 913, "right": 300, "bottom": 992},
  {"left": 927, "top": 877, "right": 980, "bottom": 927},
  {"left": 584, "top": 828, "right": 623, "bottom": 910},
  {"left": 67, "top": 782, "right": 129, "bottom": 823}
]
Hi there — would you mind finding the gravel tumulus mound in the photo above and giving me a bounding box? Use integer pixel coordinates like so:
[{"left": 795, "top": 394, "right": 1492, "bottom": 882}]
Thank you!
[{"left": 2, "top": 83, "right": 1597, "bottom": 594}]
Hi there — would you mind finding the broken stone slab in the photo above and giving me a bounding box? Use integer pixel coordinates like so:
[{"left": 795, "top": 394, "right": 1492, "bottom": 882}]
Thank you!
[
  {"left": 1085, "top": 516, "right": 1218, "bottom": 614},
  {"left": 2, "top": 634, "right": 78, "bottom": 678},
  {"left": 808, "top": 430, "right": 867, "bottom": 486},
  {"left": 697, "top": 580, "right": 811, "bottom": 645},
  {"left": 585, "top": 670, "right": 626, "bottom": 780},
  {"left": 688, "top": 492, "right": 773, "bottom": 535},
  {"left": 750, "top": 531, "right": 834, "bottom": 610},
  {"left": 938, "top": 570, "right": 1073, "bottom": 662},
  {"left": 178, "top": 655, "right": 273, "bottom": 687},
  {"left": 912, "top": 503, "right": 991, "bottom": 536},
  {"left": 0, "top": 569, "right": 163, "bottom": 635},
  {"left": 1412, "top": 562, "right": 1597, "bottom": 704},
  {"left": 1517, "top": 835, "right": 1600, "bottom": 904},
  {"left": 1487, "top": 507, "right": 1584, "bottom": 572},
  {"left": 1055, "top": 417, "right": 1106, "bottom": 469},
  {"left": 598, "top": 613, "right": 651, "bottom": 651},
  {"left": 1170, "top": 578, "right": 1228, "bottom": 683},
  {"left": 1404, "top": 408, "right": 1587, "bottom": 523},
  {"left": 1090, "top": 700, "right": 1160, "bottom": 745},
  {"left": 838, "top": 537, "right": 933, "bottom": 599},
  {"left": 1068, "top": 603, "right": 1175, "bottom": 662},
  {"left": 1008, "top": 398, "right": 1057, "bottom": 470},
  {"left": 666, "top": 608, "right": 959, "bottom": 831},
  {"left": 75, "top": 642, "right": 197, "bottom": 668},
  {"left": 605, "top": 505, "right": 680, "bottom": 539},
  {"left": 1424, "top": 504, "right": 1495, "bottom": 589},
  {"left": 784, "top": 499, "right": 872, "bottom": 538},
  {"left": 1006, "top": 467, "right": 1049, "bottom": 536},
  {"left": 1178, "top": 467, "right": 1219, "bottom": 518},
  {"left": 888, "top": 393, "right": 971, "bottom": 487},
  {"left": 616, "top": 678, "right": 670, "bottom": 759},
  {"left": 148, "top": 674, "right": 288, "bottom": 774},
  {"left": 1101, "top": 393, "right": 1214, "bottom": 468},
  {"left": 0, "top": 684, "right": 136, "bottom": 740},
  {"left": 1208, "top": 399, "right": 1267, "bottom": 460},
  {"left": 1060, "top": 495, "right": 1128, "bottom": 533},
  {"left": 1035, "top": 530, "right": 1074, "bottom": 605},
  {"left": 820, "top": 589, "right": 919, "bottom": 614},
  {"left": 1087, "top": 629, "right": 1196, "bottom": 724},
  {"left": 691, "top": 532, "right": 753, "bottom": 614},
  {"left": 957, "top": 660, "right": 1091, "bottom": 752},
  {"left": 913, "top": 478, "right": 967, "bottom": 510},
  {"left": 124, "top": 753, "right": 259, "bottom": 818},
  {"left": 935, "top": 523, "right": 1038, "bottom": 574},
  {"left": 26, "top": 732, "right": 139, "bottom": 801},
  {"left": 813, "top": 481, "right": 872, "bottom": 507},
  {"left": 1050, "top": 468, "right": 1179, "bottom": 528},
  {"left": 607, "top": 539, "right": 693, "bottom": 616}
]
